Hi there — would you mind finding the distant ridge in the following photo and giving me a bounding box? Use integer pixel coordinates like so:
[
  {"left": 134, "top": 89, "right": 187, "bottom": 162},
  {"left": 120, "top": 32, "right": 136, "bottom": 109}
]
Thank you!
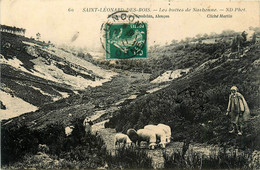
[{"left": 0, "top": 24, "right": 26, "bottom": 36}]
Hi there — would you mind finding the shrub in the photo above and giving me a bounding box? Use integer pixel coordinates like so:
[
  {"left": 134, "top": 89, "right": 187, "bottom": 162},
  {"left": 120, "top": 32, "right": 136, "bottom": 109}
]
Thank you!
[
  {"left": 2, "top": 118, "right": 153, "bottom": 169},
  {"left": 163, "top": 148, "right": 251, "bottom": 169},
  {"left": 106, "top": 147, "right": 153, "bottom": 169},
  {"left": 1, "top": 124, "right": 39, "bottom": 164}
]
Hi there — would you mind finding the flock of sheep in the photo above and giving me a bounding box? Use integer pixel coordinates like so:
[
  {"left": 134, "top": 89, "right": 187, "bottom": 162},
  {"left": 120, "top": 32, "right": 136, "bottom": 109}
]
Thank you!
[
  {"left": 65, "top": 116, "right": 171, "bottom": 150},
  {"left": 115, "top": 124, "right": 171, "bottom": 150}
]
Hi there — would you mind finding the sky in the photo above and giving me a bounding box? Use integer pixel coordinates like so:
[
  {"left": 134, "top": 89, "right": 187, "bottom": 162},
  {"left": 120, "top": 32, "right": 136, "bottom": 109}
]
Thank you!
[{"left": 1, "top": 0, "right": 259, "bottom": 51}]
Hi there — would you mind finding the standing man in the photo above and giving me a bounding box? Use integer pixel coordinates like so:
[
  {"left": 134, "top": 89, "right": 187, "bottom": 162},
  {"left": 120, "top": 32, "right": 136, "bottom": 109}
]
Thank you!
[{"left": 226, "top": 86, "right": 250, "bottom": 135}]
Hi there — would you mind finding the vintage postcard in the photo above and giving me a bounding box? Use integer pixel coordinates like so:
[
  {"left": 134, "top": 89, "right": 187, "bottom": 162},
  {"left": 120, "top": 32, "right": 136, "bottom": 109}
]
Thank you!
[{"left": 1, "top": 0, "right": 260, "bottom": 169}]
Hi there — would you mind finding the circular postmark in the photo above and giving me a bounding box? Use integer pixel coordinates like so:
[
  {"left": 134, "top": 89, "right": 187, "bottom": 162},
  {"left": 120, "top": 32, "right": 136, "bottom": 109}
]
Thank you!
[{"left": 100, "top": 11, "right": 147, "bottom": 59}]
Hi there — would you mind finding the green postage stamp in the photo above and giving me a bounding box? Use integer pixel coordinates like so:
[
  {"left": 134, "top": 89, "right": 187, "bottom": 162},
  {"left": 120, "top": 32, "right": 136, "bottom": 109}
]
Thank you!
[{"left": 105, "top": 22, "right": 147, "bottom": 59}]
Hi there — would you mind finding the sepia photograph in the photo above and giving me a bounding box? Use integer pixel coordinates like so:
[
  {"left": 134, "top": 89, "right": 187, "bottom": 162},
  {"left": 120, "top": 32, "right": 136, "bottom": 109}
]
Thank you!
[{"left": 1, "top": 0, "right": 260, "bottom": 169}]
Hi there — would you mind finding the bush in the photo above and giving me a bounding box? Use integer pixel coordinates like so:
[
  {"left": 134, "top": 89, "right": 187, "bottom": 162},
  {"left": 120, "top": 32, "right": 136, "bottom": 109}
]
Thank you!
[
  {"left": 1, "top": 118, "right": 107, "bottom": 168},
  {"left": 106, "top": 147, "right": 153, "bottom": 169},
  {"left": 2, "top": 117, "right": 153, "bottom": 169},
  {"left": 1, "top": 124, "right": 39, "bottom": 164},
  {"left": 163, "top": 148, "right": 251, "bottom": 169}
]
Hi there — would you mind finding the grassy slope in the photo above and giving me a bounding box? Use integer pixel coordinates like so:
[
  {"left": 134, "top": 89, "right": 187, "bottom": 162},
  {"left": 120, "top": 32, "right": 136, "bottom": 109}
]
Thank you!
[
  {"left": 107, "top": 42, "right": 260, "bottom": 150},
  {"left": 87, "top": 41, "right": 230, "bottom": 76},
  {"left": 1, "top": 32, "right": 160, "bottom": 131},
  {"left": 1, "top": 71, "right": 153, "bottom": 130}
]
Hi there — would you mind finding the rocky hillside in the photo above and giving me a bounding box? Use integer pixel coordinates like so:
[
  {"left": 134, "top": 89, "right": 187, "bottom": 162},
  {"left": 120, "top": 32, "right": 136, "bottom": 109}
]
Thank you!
[{"left": 0, "top": 32, "right": 116, "bottom": 120}]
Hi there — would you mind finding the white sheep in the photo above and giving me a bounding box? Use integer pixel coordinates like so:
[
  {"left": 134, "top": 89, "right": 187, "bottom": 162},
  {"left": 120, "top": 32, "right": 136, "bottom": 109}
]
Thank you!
[
  {"left": 83, "top": 117, "right": 93, "bottom": 134},
  {"left": 114, "top": 133, "right": 132, "bottom": 148},
  {"left": 136, "top": 129, "right": 157, "bottom": 150},
  {"left": 65, "top": 125, "right": 74, "bottom": 136},
  {"left": 144, "top": 124, "right": 167, "bottom": 148},
  {"left": 157, "top": 123, "right": 171, "bottom": 143}
]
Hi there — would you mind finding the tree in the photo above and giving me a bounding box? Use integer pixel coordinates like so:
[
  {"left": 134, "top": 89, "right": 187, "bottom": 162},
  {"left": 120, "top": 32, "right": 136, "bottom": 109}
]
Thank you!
[
  {"left": 185, "top": 37, "right": 192, "bottom": 43},
  {"left": 209, "top": 32, "right": 217, "bottom": 39},
  {"left": 241, "top": 31, "right": 248, "bottom": 42},
  {"left": 36, "top": 33, "right": 41, "bottom": 41},
  {"left": 171, "top": 39, "right": 178, "bottom": 44},
  {"left": 252, "top": 32, "right": 256, "bottom": 44},
  {"left": 196, "top": 34, "right": 202, "bottom": 39},
  {"left": 203, "top": 33, "right": 209, "bottom": 39},
  {"left": 221, "top": 29, "right": 236, "bottom": 37},
  {"left": 179, "top": 39, "right": 185, "bottom": 44}
]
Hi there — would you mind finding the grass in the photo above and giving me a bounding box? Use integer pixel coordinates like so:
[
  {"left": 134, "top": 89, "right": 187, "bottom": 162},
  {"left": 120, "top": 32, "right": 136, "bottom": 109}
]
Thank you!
[
  {"left": 163, "top": 148, "right": 252, "bottom": 169},
  {"left": 106, "top": 147, "right": 153, "bottom": 169}
]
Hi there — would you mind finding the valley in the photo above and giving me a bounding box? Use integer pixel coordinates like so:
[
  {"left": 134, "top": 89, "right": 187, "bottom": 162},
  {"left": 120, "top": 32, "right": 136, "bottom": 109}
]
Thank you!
[{"left": 1, "top": 29, "right": 260, "bottom": 169}]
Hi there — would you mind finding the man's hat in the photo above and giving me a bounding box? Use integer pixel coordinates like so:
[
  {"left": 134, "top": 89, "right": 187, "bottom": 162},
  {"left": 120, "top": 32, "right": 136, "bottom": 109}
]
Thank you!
[{"left": 231, "top": 86, "right": 238, "bottom": 91}]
